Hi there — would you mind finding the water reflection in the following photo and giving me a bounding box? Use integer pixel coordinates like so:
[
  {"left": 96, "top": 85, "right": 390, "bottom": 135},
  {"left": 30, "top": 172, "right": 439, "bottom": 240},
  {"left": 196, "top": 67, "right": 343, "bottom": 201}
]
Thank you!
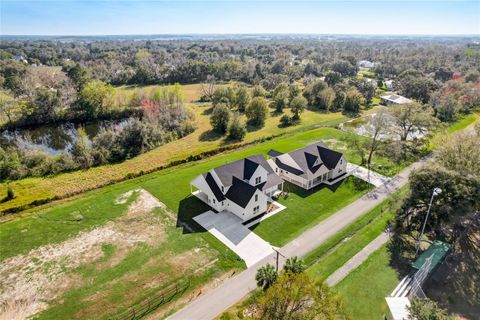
[{"left": 0, "top": 118, "right": 130, "bottom": 154}]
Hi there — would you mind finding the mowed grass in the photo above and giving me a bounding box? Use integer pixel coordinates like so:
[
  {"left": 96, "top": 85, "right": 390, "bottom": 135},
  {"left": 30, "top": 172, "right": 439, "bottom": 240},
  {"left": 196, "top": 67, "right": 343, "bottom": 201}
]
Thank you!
[
  {"left": 446, "top": 113, "right": 478, "bottom": 133},
  {"left": 252, "top": 178, "right": 373, "bottom": 247},
  {"left": 0, "top": 83, "right": 348, "bottom": 214},
  {"left": 334, "top": 245, "right": 400, "bottom": 320}
]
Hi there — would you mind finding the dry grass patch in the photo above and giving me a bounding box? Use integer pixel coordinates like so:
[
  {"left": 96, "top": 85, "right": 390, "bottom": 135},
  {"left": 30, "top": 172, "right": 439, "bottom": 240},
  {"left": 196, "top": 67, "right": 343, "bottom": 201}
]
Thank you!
[{"left": 0, "top": 189, "right": 165, "bottom": 319}]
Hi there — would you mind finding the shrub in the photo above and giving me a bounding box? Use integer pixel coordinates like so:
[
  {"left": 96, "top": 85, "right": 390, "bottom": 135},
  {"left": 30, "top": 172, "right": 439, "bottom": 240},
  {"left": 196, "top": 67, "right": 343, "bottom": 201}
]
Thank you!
[
  {"left": 246, "top": 97, "right": 268, "bottom": 127},
  {"left": 210, "top": 103, "right": 231, "bottom": 133},
  {"left": 279, "top": 114, "right": 292, "bottom": 127},
  {"left": 227, "top": 112, "right": 247, "bottom": 140}
]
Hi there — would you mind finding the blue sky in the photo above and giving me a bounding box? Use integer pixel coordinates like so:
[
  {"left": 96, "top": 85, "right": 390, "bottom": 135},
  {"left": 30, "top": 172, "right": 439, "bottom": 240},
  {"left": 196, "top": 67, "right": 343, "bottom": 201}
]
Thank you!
[{"left": 1, "top": 1, "right": 479, "bottom": 35}]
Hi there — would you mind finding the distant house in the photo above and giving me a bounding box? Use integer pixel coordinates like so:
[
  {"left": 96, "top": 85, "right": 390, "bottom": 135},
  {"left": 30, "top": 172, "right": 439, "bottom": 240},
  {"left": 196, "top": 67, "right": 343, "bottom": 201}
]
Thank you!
[
  {"left": 384, "top": 80, "right": 395, "bottom": 91},
  {"left": 14, "top": 55, "right": 28, "bottom": 64},
  {"left": 267, "top": 142, "right": 347, "bottom": 190},
  {"left": 358, "top": 60, "right": 375, "bottom": 69},
  {"left": 380, "top": 94, "right": 412, "bottom": 106},
  {"left": 190, "top": 155, "right": 284, "bottom": 221}
]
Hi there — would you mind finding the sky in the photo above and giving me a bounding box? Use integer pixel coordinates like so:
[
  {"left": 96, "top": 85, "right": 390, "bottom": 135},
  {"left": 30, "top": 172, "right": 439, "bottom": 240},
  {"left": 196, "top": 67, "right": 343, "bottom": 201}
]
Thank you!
[{"left": 1, "top": 0, "right": 479, "bottom": 36}]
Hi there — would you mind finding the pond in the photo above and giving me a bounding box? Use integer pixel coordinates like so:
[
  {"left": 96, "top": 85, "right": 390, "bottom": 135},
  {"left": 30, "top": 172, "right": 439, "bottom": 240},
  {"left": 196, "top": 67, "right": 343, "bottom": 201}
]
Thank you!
[
  {"left": 339, "top": 113, "right": 426, "bottom": 141},
  {"left": 0, "top": 118, "right": 131, "bottom": 155}
]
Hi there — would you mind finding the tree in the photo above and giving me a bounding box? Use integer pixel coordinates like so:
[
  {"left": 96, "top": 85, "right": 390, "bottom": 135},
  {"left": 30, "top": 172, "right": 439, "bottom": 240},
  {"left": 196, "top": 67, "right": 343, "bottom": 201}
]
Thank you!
[
  {"left": 78, "top": 80, "right": 114, "bottom": 118},
  {"left": 317, "top": 87, "right": 336, "bottom": 110},
  {"left": 235, "top": 86, "right": 251, "bottom": 112},
  {"left": 407, "top": 299, "right": 454, "bottom": 320},
  {"left": 273, "top": 84, "right": 290, "bottom": 112},
  {"left": 397, "top": 70, "right": 437, "bottom": 104},
  {"left": 324, "top": 71, "right": 342, "bottom": 87},
  {"left": 70, "top": 127, "right": 93, "bottom": 169},
  {"left": 65, "top": 64, "right": 89, "bottom": 90},
  {"left": 253, "top": 273, "right": 343, "bottom": 320},
  {"left": 227, "top": 112, "right": 246, "bottom": 140},
  {"left": 388, "top": 103, "right": 439, "bottom": 141},
  {"left": 365, "top": 110, "right": 391, "bottom": 173},
  {"left": 331, "top": 60, "right": 357, "bottom": 77},
  {"left": 343, "top": 88, "right": 364, "bottom": 113},
  {"left": 210, "top": 103, "right": 231, "bottom": 134},
  {"left": 279, "top": 114, "right": 292, "bottom": 127},
  {"left": 212, "top": 86, "right": 236, "bottom": 107},
  {"left": 255, "top": 264, "right": 277, "bottom": 290},
  {"left": 331, "top": 91, "right": 346, "bottom": 111},
  {"left": 252, "top": 84, "right": 268, "bottom": 98},
  {"left": 303, "top": 79, "right": 327, "bottom": 107},
  {"left": 356, "top": 78, "right": 376, "bottom": 106},
  {"left": 200, "top": 75, "right": 216, "bottom": 101},
  {"left": 246, "top": 97, "right": 268, "bottom": 126},
  {"left": 283, "top": 256, "right": 305, "bottom": 274},
  {"left": 290, "top": 95, "right": 307, "bottom": 120},
  {"left": 288, "top": 84, "right": 301, "bottom": 102}
]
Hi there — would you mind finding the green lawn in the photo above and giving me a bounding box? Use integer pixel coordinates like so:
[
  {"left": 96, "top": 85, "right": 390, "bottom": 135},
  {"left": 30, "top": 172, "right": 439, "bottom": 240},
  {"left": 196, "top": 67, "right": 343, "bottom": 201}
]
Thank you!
[
  {"left": 334, "top": 245, "right": 400, "bottom": 320},
  {"left": 252, "top": 177, "right": 372, "bottom": 247},
  {"left": 446, "top": 113, "right": 478, "bottom": 133}
]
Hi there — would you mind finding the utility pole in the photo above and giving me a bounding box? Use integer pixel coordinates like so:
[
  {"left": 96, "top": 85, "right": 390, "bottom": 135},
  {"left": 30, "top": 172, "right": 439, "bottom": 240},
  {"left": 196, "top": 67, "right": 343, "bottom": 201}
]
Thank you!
[
  {"left": 272, "top": 247, "right": 285, "bottom": 272},
  {"left": 415, "top": 187, "right": 442, "bottom": 257}
]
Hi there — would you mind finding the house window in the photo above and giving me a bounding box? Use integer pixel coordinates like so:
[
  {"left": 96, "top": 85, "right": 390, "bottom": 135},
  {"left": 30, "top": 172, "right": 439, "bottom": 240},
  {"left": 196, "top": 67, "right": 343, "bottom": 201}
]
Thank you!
[
  {"left": 275, "top": 168, "right": 278, "bottom": 173},
  {"left": 255, "top": 176, "right": 261, "bottom": 184},
  {"left": 222, "top": 201, "right": 224, "bottom": 206},
  {"left": 213, "top": 199, "right": 215, "bottom": 204},
  {"left": 280, "top": 170, "right": 284, "bottom": 173},
  {"left": 340, "top": 159, "right": 343, "bottom": 164},
  {"left": 255, "top": 194, "right": 258, "bottom": 202},
  {"left": 221, "top": 186, "right": 224, "bottom": 192}
]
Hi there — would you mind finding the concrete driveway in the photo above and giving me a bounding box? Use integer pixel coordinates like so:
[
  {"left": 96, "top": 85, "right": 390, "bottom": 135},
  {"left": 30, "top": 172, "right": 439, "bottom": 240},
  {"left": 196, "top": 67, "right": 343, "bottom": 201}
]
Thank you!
[
  {"left": 347, "top": 163, "right": 391, "bottom": 187},
  {"left": 194, "top": 211, "right": 274, "bottom": 267}
]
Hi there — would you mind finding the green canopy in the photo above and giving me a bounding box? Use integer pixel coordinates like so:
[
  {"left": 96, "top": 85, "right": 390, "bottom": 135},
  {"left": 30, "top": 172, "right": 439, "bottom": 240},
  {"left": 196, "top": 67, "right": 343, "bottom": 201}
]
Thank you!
[{"left": 413, "top": 240, "right": 451, "bottom": 273}]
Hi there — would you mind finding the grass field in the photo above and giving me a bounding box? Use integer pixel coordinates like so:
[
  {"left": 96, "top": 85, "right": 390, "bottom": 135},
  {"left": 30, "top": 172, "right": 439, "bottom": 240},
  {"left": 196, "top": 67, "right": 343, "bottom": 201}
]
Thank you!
[
  {"left": 0, "top": 83, "right": 349, "bottom": 214},
  {"left": 334, "top": 245, "right": 400, "bottom": 320}
]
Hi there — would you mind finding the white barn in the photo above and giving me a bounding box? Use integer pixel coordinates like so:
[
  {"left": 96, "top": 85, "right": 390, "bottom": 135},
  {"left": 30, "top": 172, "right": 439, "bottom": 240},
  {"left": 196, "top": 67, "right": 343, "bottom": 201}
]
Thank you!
[
  {"left": 190, "top": 155, "right": 284, "bottom": 221},
  {"left": 267, "top": 142, "right": 348, "bottom": 190}
]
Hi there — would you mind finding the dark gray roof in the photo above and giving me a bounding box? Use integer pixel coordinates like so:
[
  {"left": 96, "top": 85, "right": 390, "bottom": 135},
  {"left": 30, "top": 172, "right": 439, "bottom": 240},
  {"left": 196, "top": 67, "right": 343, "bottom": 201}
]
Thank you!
[
  {"left": 258, "top": 173, "right": 284, "bottom": 191},
  {"left": 204, "top": 172, "right": 225, "bottom": 202},
  {"left": 267, "top": 149, "right": 284, "bottom": 157},
  {"left": 213, "top": 155, "right": 273, "bottom": 187},
  {"left": 225, "top": 176, "right": 257, "bottom": 208},
  {"left": 277, "top": 142, "right": 343, "bottom": 177}
]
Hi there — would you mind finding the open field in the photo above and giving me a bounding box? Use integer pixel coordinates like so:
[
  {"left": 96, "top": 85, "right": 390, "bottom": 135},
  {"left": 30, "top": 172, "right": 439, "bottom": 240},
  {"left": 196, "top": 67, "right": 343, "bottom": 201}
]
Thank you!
[
  {"left": 0, "top": 83, "right": 349, "bottom": 214},
  {"left": 0, "top": 189, "right": 243, "bottom": 320}
]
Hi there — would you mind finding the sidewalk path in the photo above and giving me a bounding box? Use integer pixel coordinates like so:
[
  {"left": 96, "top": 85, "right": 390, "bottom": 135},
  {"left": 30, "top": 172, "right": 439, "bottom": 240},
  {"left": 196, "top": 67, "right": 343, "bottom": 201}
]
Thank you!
[
  {"left": 326, "top": 232, "right": 392, "bottom": 286},
  {"left": 168, "top": 160, "right": 425, "bottom": 320},
  {"left": 347, "top": 163, "right": 391, "bottom": 187}
]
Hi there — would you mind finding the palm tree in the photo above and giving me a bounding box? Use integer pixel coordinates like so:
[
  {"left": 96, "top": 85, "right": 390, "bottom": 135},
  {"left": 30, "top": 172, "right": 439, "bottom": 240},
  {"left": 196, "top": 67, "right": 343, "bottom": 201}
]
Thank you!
[
  {"left": 283, "top": 256, "right": 305, "bottom": 274},
  {"left": 255, "top": 264, "right": 277, "bottom": 290}
]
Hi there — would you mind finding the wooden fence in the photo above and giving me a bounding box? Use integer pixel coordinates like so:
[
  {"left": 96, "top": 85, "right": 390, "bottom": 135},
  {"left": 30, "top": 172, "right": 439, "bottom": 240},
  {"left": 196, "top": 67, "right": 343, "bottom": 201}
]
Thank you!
[{"left": 110, "top": 280, "right": 190, "bottom": 320}]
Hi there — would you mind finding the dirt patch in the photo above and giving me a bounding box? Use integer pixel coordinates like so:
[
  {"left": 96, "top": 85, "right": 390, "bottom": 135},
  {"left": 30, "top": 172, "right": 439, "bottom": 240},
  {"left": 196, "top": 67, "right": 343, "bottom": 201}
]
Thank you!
[{"left": 0, "top": 189, "right": 165, "bottom": 320}]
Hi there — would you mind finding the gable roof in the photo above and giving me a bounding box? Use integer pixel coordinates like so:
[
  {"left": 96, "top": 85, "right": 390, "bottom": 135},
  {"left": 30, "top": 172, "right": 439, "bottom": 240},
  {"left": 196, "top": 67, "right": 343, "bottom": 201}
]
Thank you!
[
  {"left": 271, "top": 142, "right": 344, "bottom": 178},
  {"left": 225, "top": 176, "right": 258, "bottom": 208},
  {"left": 267, "top": 149, "right": 283, "bottom": 157},
  {"left": 204, "top": 172, "right": 225, "bottom": 202},
  {"left": 213, "top": 154, "right": 273, "bottom": 187}
]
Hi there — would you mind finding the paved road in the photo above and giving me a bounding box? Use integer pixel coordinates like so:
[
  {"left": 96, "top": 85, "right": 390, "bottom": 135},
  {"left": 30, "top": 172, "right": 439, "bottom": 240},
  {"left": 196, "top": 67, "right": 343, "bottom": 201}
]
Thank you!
[
  {"left": 326, "top": 232, "right": 392, "bottom": 286},
  {"left": 168, "top": 160, "right": 425, "bottom": 320}
]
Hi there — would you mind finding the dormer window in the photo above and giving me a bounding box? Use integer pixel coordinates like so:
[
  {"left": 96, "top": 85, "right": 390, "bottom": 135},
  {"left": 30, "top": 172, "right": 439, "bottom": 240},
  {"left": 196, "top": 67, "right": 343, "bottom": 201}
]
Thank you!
[
  {"left": 255, "top": 177, "right": 261, "bottom": 184},
  {"left": 221, "top": 186, "right": 224, "bottom": 192},
  {"left": 255, "top": 194, "right": 258, "bottom": 202}
]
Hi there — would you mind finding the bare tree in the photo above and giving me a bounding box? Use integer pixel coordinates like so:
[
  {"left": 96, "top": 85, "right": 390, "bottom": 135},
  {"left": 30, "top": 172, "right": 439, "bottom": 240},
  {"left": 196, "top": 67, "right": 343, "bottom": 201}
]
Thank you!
[
  {"left": 365, "top": 110, "right": 391, "bottom": 177},
  {"left": 200, "top": 75, "right": 216, "bottom": 101}
]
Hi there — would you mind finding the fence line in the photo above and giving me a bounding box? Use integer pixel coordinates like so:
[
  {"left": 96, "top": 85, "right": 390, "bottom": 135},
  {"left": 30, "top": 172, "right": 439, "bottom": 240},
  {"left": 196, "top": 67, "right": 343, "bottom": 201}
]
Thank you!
[{"left": 110, "top": 280, "right": 190, "bottom": 320}]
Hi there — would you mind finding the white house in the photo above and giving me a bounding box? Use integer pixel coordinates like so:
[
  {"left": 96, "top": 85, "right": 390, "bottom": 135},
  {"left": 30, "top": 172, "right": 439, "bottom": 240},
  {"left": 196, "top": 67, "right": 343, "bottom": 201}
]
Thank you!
[
  {"left": 358, "top": 60, "right": 375, "bottom": 69},
  {"left": 267, "top": 142, "right": 348, "bottom": 190},
  {"left": 380, "top": 94, "right": 412, "bottom": 106},
  {"left": 190, "top": 155, "right": 284, "bottom": 221},
  {"left": 384, "top": 80, "right": 395, "bottom": 91}
]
